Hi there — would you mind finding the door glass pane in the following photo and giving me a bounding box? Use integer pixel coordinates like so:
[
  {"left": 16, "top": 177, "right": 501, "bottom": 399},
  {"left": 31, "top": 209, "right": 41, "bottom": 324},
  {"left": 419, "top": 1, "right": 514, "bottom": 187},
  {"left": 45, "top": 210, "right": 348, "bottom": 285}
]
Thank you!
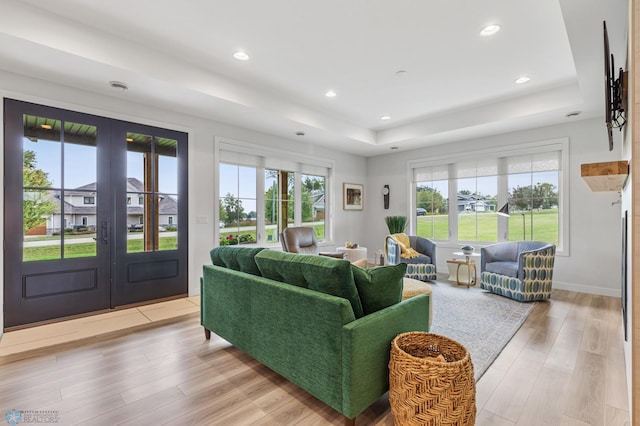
[
  {"left": 22, "top": 116, "right": 100, "bottom": 261},
  {"left": 23, "top": 190, "right": 60, "bottom": 261},
  {"left": 157, "top": 138, "right": 178, "bottom": 251},
  {"left": 126, "top": 133, "right": 179, "bottom": 252},
  {"left": 23, "top": 116, "right": 61, "bottom": 188},
  {"left": 22, "top": 115, "right": 61, "bottom": 261},
  {"left": 63, "top": 122, "right": 98, "bottom": 258},
  {"left": 126, "top": 133, "right": 152, "bottom": 252}
]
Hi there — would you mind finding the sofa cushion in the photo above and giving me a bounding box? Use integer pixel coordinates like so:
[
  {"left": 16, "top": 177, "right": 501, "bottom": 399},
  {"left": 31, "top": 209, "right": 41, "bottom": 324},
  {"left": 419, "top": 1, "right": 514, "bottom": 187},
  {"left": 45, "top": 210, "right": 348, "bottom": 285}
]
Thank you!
[
  {"left": 352, "top": 263, "right": 406, "bottom": 315},
  {"left": 210, "top": 246, "right": 266, "bottom": 276},
  {"left": 255, "top": 250, "right": 365, "bottom": 318},
  {"left": 485, "top": 261, "right": 518, "bottom": 278}
]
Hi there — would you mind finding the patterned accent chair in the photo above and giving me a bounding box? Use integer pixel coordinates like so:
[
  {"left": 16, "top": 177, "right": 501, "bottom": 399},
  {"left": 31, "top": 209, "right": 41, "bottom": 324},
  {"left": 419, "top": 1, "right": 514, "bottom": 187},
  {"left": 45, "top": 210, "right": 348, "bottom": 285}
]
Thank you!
[
  {"left": 480, "top": 241, "right": 556, "bottom": 302},
  {"left": 386, "top": 235, "right": 437, "bottom": 281}
]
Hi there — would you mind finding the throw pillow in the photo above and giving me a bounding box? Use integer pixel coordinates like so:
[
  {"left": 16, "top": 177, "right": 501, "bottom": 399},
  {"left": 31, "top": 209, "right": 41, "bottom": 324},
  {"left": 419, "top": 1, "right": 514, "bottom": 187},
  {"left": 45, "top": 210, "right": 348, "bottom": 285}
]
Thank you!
[
  {"left": 255, "top": 250, "right": 365, "bottom": 318},
  {"left": 352, "top": 263, "right": 406, "bottom": 315},
  {"left": 209, "top": 246, "right": 266, "bottom": 276}
]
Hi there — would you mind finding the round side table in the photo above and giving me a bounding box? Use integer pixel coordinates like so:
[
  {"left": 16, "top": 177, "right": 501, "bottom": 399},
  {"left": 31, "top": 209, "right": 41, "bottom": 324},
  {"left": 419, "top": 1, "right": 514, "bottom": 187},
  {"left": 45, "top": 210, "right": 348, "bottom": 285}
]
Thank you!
[
  {"left": 452, "top": 252, "right": 481, "bottom": 287},
  {"left": 336, "top": 246, "right": 367, "bottom": 263}
]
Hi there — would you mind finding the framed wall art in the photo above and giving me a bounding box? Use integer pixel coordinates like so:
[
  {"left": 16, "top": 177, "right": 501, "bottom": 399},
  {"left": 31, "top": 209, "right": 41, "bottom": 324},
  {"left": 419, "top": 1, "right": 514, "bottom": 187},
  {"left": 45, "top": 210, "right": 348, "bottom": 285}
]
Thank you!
[{"left": 343, "top": 183, "right": 364, "bottom": 210}]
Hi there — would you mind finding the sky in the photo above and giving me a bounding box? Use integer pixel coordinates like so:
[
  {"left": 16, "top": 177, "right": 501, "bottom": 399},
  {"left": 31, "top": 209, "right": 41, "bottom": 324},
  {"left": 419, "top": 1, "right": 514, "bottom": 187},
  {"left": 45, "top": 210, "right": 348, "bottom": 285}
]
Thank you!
[{"left": 24, "top": 137, "right": 178, "bottom": 194}]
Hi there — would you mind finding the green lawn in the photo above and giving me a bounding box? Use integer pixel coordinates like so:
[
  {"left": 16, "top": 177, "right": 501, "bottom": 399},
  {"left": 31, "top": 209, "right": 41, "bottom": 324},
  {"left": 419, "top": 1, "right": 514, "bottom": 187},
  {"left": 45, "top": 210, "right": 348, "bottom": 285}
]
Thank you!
[
  {"left": 23, "top": 236, "right": 178, "bottom": 261},
  {"left": 417, "top": 209, "right": 558, "bottom": 244}
]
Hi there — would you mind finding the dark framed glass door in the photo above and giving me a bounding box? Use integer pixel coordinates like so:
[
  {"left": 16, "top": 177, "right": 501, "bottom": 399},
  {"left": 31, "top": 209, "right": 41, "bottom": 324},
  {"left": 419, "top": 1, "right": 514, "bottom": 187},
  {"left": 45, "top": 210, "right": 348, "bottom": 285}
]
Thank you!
[
  {"left": 3, "top": 99, "right": 188, "bottom": 328},
  {"left": 110, "top": 120, "right": 188, "bottom": 306}
]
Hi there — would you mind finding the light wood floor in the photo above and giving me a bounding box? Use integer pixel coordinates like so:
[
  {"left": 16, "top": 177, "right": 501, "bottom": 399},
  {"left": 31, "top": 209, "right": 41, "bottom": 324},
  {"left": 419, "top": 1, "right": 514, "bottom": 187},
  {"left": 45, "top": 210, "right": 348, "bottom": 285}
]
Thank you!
[{"left": 0, "top": 289, "right": 630, "bottom": 425}]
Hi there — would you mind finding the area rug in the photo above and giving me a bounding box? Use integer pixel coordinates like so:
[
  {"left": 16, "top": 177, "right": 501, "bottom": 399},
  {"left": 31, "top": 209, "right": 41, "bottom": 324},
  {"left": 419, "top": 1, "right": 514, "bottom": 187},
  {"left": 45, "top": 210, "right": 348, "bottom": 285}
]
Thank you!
[{"left": 428, "top": 280, "right": 536, "bottom": 381}]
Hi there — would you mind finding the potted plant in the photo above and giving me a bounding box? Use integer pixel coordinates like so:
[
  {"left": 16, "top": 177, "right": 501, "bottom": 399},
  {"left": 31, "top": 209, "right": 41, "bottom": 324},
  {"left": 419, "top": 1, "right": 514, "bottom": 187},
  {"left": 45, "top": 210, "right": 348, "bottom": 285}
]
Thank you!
[{"left": 385, "top": 215, "right": 408, "bottom": 234}]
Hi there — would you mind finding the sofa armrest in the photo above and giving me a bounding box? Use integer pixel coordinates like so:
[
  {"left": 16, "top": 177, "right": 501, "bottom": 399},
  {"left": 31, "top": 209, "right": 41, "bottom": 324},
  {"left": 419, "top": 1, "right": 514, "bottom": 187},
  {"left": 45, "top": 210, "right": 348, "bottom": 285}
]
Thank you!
[{"left": 341, "top": 294, "right": 430, "bottom": 418}]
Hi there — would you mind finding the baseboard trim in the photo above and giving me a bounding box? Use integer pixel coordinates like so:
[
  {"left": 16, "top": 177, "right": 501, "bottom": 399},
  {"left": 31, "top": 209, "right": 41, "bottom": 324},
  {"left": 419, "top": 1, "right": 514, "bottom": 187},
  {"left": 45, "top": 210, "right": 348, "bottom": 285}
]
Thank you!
[{"left": 553, "top": 280, "right": 621, "bottom": 298}]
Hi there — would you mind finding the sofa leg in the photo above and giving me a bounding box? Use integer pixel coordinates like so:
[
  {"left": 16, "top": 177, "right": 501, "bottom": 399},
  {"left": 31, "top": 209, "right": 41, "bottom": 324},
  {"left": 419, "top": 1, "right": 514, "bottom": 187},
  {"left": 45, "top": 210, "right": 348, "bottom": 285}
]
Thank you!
[
  {"left": 343, "top": 415, "right": 356, "bottom": 426},
  {"left": 204, "top": 328, "right": 211, "bottom": 340}
]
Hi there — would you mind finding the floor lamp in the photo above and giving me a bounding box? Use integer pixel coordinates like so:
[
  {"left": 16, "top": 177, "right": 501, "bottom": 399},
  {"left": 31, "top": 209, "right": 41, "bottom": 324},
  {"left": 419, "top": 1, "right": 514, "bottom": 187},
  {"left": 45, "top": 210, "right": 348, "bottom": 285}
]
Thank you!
[{"left": 497, "top": 203, "right": 526, "bottom": 240}]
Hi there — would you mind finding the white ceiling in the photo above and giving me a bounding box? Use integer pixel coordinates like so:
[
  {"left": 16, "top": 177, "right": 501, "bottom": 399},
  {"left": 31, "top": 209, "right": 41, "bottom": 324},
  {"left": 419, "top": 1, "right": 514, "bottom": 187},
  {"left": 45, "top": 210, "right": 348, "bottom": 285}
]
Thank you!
[{"left": 0, "top": 0, "right": 629, "bottom": 156}]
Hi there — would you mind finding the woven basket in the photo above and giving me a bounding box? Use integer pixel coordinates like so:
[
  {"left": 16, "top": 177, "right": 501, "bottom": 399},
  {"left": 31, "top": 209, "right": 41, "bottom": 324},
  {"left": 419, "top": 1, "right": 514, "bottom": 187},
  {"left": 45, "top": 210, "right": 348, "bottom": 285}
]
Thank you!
[{"left": 389, "top": 332, "right": 476, "bottom": 426}]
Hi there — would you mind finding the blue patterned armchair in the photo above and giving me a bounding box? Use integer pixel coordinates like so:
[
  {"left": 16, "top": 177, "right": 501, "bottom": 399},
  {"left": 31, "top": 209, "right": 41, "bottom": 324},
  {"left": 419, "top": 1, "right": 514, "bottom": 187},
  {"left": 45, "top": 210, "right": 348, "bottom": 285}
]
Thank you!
[
  {"left": 386, "top": 235, "right": 437, "bottom": 281},
  {"left": 480, "top": 241, "right": 556, "bottom": 302}
]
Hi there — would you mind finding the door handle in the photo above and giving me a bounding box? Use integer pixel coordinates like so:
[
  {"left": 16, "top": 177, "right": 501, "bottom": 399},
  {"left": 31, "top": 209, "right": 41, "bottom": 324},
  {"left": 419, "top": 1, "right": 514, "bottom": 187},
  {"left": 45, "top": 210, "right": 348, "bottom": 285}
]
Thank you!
[{"left": 101, "top": 221, "right": 109, "bottom": 244}]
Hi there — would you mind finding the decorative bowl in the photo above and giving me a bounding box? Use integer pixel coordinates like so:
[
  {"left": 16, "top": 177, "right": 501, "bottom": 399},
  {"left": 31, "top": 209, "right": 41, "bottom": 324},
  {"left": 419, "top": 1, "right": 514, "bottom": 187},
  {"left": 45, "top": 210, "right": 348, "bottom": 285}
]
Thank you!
[{"left": 461, "top": 245, "right": 475, "bottom": 255}]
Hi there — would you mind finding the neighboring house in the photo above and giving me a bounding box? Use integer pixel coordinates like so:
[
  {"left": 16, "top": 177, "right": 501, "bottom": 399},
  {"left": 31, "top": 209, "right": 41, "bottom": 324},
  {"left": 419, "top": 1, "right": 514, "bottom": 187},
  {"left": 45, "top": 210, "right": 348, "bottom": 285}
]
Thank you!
[
  {"left": 310, "top": 190, "right": 325, "bottom": 220},
  {"left": 456, "top": 194, "right": 495, "bottom": 213},
  {"left": 44, "top": 177, "right": 178, "bottom": 233}
]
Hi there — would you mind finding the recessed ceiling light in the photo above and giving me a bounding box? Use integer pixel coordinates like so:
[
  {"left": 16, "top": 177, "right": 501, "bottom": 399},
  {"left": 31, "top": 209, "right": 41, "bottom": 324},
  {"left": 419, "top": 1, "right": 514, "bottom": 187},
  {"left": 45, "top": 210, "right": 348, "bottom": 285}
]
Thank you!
[
  {"left": 515, "top": 76, "right": 530, "bottom": 84},
  {"left": 381, "top": 115, "right": 391, "bottom": 121},
  {"left": 233, "top": 51, "right": 249, "bottom": 61},
  {"left": 325, "top": 90, "right": 337, "bottom": 98},
  {"left": 40, "top": 124, "right": 52, "bottom": 130},
  {"left": 109, "top": 81, "right": 128, "bottom": 91},
  {"left": 480, "top": 24, "right": 501, "bottom": 36}
]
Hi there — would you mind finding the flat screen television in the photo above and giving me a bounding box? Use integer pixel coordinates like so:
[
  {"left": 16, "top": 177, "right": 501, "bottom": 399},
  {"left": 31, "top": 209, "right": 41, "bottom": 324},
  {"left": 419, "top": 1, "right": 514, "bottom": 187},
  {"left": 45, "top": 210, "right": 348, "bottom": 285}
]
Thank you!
[{"left": 603, "top": 21, "right": 627, "bottom": 151}]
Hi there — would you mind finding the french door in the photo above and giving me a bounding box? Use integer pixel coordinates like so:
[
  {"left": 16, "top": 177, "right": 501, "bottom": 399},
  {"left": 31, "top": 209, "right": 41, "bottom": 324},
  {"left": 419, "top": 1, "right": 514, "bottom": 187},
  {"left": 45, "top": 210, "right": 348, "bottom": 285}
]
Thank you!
[{"left": 3, "top": 99, "right": 188, "bottom": 329}]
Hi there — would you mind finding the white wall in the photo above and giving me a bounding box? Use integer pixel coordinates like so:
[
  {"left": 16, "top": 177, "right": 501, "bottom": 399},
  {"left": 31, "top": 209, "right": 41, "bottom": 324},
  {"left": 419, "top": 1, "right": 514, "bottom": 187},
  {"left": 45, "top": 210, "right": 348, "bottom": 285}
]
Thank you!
[
  {"left": 0, "top": 69, "right": 624, "bottom": 345},
  {"left": 365, "top": 118, "right": 623, "bottom": 297},
  {"left": 0, "top": 70, "right": 367, "bottom": 335}
]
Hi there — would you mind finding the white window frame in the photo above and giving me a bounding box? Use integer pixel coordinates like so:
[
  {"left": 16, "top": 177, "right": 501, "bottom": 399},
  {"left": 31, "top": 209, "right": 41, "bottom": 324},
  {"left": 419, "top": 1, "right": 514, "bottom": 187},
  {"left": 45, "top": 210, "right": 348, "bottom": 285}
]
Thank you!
[
  {"left": 408, "top": 138, "right": 569, "bottom": 255},
  {"left": 215, "top": 137, "right": 335, "bottom": 247}
]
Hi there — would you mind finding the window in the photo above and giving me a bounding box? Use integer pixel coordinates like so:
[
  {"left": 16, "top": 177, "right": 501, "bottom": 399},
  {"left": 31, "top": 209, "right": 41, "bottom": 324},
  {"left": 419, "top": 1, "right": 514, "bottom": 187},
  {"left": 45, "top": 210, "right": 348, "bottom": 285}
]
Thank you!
[
  {"left": 168, "top": 216, "right": 173, "bottom": 225},
  {"left": 301, "top": 174, "right": 326, "bottom": 240},
  {"left": 83, "top": 196, "right": 95, "bottom": 204},
  {"left": 81, "top": 216, "right": 88, "bottom": 226},
  {"left": 138, "top": 196, "right": 144, "bottom": 205},
  {"left": 415, "top": 165, "right": 449, "bottom": 240},
  {"left": 217, "top": 140, "right": 331, "bottom": 246},
  {"left": 412, "top": 141, "right": 565, "bottom": 250},
  {"left": 127, "top": 197, "right": 131, "bottom": 205},
  {"left": 219, "top": 164, "right": 257, "bottom": 246}
]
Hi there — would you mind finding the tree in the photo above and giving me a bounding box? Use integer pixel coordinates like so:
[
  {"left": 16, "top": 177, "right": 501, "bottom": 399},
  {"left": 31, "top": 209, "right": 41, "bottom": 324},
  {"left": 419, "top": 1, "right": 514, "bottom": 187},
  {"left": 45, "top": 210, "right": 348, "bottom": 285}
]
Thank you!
[
  {"left": 23, "top": 150, "right": 56, "bottom": 233},
  {"left": 509, "top": 182, "right": 558, "bottom": 210},
  {"left": 219, "top": 199, "right": 228, "bottom": 224},
  {"left": 417, "top": 186, "right": 446, "bottom": 214},
  {"left": 222, "top": 193, "right": 244, "bottom": 224}
]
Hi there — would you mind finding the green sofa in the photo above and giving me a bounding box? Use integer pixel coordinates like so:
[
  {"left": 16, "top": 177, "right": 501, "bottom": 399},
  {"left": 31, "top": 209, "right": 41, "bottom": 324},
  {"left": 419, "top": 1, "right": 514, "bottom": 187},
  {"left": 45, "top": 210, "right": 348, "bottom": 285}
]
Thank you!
[{"left": 201, "top": 247, "right": 431, "bottom": 423}]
